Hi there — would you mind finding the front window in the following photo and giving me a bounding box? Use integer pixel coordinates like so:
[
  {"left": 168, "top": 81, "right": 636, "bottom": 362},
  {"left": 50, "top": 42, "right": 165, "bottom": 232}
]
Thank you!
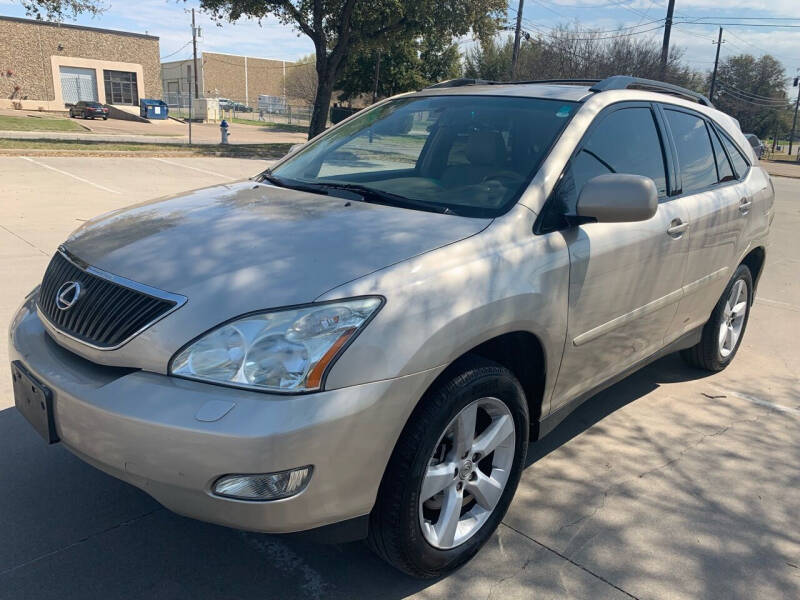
[
  {"left": 103, "top": 70, "right": 139, "bottom": 105},
  {"left": 267, "top": 95, "right": 577, "bottom": 217}
]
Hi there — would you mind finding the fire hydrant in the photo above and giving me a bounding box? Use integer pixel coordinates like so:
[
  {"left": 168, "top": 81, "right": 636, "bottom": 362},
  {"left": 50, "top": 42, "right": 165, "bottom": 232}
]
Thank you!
[{"left": 220, "top": 119, "right": 230, "bottom": 144}]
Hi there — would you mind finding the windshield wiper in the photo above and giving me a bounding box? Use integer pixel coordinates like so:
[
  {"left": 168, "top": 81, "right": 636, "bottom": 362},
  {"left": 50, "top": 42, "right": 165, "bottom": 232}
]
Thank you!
[
  {"left": 260, "top": 174, "right": 458, "bottom": 215},
  {"left": 259, "top": 173, "right": 329, "bottom": 196},
  {"left": 312, "top": 182, "right": 459, "bottom": 215}
]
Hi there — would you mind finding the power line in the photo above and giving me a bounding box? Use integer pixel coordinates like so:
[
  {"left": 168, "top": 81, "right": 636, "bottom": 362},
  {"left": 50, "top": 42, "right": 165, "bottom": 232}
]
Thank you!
[
  {"left": 717, "top": 82, "right": 789, "bottom": 103},
  {"left": 717, "top": 85, "right": 790, "bottom": 107},
  {"left": 675, "top": 20, "right": 800, "bottom": 28},
  {"left": 160, "top": 40, "right": 192, "bottom": 60}
]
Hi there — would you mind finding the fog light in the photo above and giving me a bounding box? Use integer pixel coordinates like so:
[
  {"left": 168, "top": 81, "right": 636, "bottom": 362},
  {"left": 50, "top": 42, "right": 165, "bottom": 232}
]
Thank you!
[{"left": 213, "top": 466, "right": 313, "bottom": 500}]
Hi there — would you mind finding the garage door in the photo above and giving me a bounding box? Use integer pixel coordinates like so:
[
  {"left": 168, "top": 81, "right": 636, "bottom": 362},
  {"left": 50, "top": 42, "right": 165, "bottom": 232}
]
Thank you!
[{"left": 59, "top": 67, "right": 98, "bottom": 104}]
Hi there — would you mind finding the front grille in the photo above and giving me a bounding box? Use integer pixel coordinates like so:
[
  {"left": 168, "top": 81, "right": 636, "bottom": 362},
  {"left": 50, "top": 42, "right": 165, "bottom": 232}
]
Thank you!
[{"left": 38, "top": 250, "right": 184, "bottom": 349}]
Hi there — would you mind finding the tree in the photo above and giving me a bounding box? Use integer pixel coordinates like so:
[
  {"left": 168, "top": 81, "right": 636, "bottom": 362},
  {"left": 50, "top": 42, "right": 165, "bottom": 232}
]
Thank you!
[
  {"left": 464, "top": 25, "right": 704, "bottom": 92},
  {"left": 17, "top": 0, "right": 102, "bottom": 20},
  {"left": 199, "top": 0, "right": 506, "bottom": 139},
  {"left": 711, "top": 54, "right": 790, "bottom": 137},
  {"left": 335, "top": 35, "right": 460, "bottom": 104},
  {"left": 285, "top": 54, "right": 318, "bottom": 105}
]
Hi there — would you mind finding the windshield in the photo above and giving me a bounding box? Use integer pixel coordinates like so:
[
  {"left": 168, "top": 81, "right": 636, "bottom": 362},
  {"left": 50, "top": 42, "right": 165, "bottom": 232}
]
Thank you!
[{"left": 267, "top": 95, "right": 577, "bottom": 217}]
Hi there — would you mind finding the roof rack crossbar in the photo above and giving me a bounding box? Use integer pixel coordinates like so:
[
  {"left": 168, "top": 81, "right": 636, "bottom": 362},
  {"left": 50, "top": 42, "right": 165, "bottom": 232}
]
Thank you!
[{"left": 589, "top": 75, "right": 713, "bottom": 106}]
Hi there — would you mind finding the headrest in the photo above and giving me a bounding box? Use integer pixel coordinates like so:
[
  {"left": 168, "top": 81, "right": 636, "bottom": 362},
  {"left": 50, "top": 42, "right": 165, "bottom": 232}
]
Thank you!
[{"left": 465, "top": 130, "right": 507, "bottom": 165}]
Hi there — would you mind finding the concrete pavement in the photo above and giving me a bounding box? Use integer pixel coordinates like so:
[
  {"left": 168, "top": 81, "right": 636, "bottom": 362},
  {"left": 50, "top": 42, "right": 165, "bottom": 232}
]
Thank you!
[{"left": 0, "top": 163, "right": 798, "bottom": 599}]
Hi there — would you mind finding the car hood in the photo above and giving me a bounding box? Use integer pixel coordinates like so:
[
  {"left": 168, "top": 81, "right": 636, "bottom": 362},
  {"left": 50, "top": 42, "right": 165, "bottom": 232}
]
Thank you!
[{"left": 64, "top": 181, "right": 491, "bottom": 312}]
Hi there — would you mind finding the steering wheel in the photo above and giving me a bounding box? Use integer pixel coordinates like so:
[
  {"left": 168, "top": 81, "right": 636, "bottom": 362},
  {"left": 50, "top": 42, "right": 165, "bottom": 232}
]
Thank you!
[{"left": 481, "top": 171, "right": 523, "bottom": 186}]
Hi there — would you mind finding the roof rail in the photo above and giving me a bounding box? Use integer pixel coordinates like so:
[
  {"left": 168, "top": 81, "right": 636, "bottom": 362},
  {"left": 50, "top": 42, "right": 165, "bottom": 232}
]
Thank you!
[
  {"left": 425, "top": 78, "right": 602, "bottom": 89},
  {"left": 423, "top": 76, "right": 713, "bottom": 107},
  {"left": 426, "top": 78, "right": 500, "bottom": 89},
  {"left": 589, "top": 75, "right": 713, "bottom": 107}
]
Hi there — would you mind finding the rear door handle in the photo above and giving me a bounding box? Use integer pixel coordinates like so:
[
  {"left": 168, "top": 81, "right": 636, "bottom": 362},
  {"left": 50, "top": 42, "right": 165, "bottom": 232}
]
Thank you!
[
  {"left": 739, "top": 197, "right": 752, "bottom": 214},
  {"left": 667, "top": 219, "right": 689, "bottom": 237}
]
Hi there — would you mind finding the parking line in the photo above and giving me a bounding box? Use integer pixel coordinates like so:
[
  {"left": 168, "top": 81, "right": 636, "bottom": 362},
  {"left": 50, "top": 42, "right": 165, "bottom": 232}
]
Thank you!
[
  {"left": 19, "top": 156, "right": 122, "bottom": 195},
  {"left": 757, "top": 297, "right": 800, "bottom": 313},
  {"left": 711, "top": 386, "right": 800, "bottom": 416},
  {"left": 151, "top": 157, "right": 237, "bottom": 181}
]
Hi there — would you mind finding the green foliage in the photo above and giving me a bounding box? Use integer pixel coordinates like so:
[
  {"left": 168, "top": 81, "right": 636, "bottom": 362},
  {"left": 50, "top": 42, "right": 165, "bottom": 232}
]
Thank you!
[
  {"left": 711, "top": 54, "right": 791, "bottom": 138},
  {"left": 335, "top": 35, "right": 460, "bottom": 102},
  {"left": 17, "top": 0, "right": 103, "bottom": 20},
  {"left": 199, "top": 0, "right": 506, "bottom": 137}
]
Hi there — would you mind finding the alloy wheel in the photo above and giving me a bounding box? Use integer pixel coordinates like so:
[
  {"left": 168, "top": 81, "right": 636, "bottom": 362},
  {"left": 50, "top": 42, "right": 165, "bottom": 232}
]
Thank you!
[
  {"left": 418, "top": 397, "right": 516, "bottom": 550},
  {"left": 719, "top": 278, "right": 748, "bottom": 358}
]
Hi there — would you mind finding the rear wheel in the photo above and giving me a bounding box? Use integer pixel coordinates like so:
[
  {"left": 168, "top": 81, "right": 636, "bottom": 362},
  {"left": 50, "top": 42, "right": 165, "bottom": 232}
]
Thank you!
[
  {"left": 368, "top": 358, "right": 528, "bottom": 578},
  {"left": 681, "top": 264, "right": 752, "bottom": 371}
]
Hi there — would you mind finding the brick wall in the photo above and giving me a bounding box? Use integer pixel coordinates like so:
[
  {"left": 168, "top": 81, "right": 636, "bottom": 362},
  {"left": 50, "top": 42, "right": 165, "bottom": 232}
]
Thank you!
[
  {"left": 202, "top": 52, "right": 289, "bottom": 105},
  {"left": 0, "top": 16, "right": 160, "bottom": 109}
]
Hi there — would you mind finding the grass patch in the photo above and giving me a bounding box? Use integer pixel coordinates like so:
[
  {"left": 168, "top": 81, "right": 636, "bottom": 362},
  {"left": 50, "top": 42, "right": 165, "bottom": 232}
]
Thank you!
[
  {"left": 0, "top": 114, "right": 85, "bottom": 132},
  {"left": 0, "top": 138, "right": 292, "bottom": 157},
  {"left": 227, "top": 118, "right": 309, "bottom": 134}
]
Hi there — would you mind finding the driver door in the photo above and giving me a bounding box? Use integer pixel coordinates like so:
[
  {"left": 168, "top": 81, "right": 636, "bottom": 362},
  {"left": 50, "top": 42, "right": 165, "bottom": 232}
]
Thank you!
[{"left": 545, "top": 103, "right": 692, "bottom": 410}]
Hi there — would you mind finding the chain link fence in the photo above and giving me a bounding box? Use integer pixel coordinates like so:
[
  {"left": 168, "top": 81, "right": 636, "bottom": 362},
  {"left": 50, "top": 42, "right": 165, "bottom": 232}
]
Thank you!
[{"left": 162, "top": 92, "right": 311, "bottom": 127}]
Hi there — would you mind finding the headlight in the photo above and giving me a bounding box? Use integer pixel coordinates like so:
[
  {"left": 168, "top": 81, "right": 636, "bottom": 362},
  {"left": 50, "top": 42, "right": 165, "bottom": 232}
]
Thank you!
[{"left": 169, "top": 297, "right": 383, "bottom": 393}]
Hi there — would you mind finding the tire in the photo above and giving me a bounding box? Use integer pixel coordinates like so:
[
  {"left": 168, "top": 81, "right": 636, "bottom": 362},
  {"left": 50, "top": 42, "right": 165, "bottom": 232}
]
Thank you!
[
  {"left": 368, "top": 357, "right": 529, "bottom": 578},
  {"left": 103, "top": 117, "right": 108, "bottom": 120},
  {"left": 681, "top": 264, "right": 753, "bottom": 371}
]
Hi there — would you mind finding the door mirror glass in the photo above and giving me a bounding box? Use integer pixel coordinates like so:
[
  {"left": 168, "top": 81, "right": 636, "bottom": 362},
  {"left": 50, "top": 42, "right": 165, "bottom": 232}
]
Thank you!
[{"left": 576, "top": 174, "right": 658, "bottom": 223}]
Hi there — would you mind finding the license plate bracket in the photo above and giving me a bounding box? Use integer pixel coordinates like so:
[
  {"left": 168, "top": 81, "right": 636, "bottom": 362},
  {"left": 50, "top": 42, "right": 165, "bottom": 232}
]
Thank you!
[{"left": 12, "top": 360, "right": 59, "bottom": 444}]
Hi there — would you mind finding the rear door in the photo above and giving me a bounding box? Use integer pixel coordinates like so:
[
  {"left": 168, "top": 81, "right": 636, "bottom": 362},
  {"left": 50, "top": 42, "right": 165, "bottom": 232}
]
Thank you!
[
  {"left": 543, "top": 103, "right": 691, "bottom": 410},
  {"left": 661, "top": 107, "right": 750, "bottom": 341}
]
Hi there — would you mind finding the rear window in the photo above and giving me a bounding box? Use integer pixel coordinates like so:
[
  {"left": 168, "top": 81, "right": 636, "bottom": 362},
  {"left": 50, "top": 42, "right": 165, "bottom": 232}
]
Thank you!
[
  {"left": 665, "top": 110, "right": 717, "bottom": 194},
  {"left": 718, "top": 129, "right": 750, "bottom": 178},
  {"left": 745, "top": 134, "right": 760, "bottom": 148},
  {"left": 709, "top": 125, "right": 736, "bottom": 183}
]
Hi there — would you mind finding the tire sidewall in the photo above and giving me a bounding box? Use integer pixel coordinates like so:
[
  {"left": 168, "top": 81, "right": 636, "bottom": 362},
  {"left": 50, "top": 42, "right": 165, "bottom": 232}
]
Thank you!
[
  {"left": 397, "top": 367, "right": 528, "bottom": 575},
  {"left": 708, "top": 265, "right": 753, "bottom": 369}
]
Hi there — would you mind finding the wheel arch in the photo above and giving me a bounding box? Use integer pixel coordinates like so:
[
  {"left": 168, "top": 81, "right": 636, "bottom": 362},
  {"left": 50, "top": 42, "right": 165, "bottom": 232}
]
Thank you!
[
  {"left": 418, "top": 330, "right": 548, "bottom": 440},
  {"left": 740, "top": 246, "right": 766, "bottom": 302}
]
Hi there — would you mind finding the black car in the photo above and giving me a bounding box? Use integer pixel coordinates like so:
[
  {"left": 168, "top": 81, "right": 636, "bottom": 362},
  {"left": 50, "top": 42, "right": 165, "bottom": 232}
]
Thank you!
[{"left": 69, "top": 101, "right": 109, "bottom": 120}]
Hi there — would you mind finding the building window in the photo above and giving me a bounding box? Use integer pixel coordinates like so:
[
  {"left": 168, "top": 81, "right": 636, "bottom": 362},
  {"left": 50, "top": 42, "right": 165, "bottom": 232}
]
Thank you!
[{"left": 103, "top": 70, "right": 139, "bottom": 105}]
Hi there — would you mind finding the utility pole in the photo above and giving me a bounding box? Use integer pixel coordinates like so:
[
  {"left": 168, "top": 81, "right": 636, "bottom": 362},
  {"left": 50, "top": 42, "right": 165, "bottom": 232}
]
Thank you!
[
  {"left": 709, "top": 27, "right": 723, "bottom": 101},
  {"left": 188, "top": 8, "right": 199, "bottom": 145},
  {"left": 659, "top": 0, "right": 675, "bottom": 79},
  {"left": 372, "top": 50, "right": 381, "bottom": 104},
  {"left": 790, "top": 74, "right": 800, "bottom": 156},
  {"left": 511, "top": 0, "right": 525, "bottom": 79},
  {"left": 192, "top": 9, "right": 199, "bottom": 99}
]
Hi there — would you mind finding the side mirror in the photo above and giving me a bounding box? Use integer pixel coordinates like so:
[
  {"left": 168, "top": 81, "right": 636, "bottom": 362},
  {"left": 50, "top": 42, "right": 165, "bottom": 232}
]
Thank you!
[{"left": 576, "top": 174, "right": 658, "bottom": 223}]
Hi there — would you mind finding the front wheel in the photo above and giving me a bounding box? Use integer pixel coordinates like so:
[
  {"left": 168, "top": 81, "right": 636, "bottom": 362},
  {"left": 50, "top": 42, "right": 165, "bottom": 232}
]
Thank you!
[
  {"left": 368, "top": 358, "right": 528, "bottom": 578},
  {"left": 681, "top": 264, "right": 753, "bottom": 371}
]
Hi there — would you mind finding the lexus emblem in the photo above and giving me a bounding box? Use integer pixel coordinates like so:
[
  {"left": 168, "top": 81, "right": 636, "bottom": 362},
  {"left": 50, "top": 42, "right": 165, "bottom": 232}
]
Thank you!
[{"left": 55, "top": 281, "right": 82, "bottom": 311}]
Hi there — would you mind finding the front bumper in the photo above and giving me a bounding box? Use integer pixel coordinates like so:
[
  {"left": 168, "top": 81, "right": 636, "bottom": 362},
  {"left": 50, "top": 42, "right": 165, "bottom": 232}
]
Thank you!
[{"left": 9, "top": 296, "right": 442, "bottom": 534}]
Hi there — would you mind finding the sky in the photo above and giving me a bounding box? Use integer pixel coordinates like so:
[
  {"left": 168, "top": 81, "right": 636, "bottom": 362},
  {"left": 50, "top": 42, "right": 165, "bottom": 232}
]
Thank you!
[{"left": 1, "top": 0, "right": 798, "bottom": 86}]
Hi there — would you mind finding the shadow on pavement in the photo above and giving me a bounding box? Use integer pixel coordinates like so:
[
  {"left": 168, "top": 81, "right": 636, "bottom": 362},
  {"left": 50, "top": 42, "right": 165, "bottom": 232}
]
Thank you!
[{"left": 0, "top": 354, "right": 761, "bottom": 600}]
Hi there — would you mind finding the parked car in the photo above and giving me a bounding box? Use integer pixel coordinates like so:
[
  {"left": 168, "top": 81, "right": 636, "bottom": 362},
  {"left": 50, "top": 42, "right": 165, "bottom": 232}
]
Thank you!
[
  {"left": 744, "top": 133, "right": 765, "bottom": 158},
  {"left": 68, "top": 101, "right": 109, "bottom": 120},
  {"left": 11, "top": 76, "right": 772, "bottom": 579},
  {"left": 217, "top": 97, "right": 252, "bottom": 113}
]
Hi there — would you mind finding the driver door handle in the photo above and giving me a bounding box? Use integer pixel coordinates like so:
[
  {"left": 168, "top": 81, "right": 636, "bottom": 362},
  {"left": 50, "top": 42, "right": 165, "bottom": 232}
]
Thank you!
[
  {"left": 739, "top": 197, "right": 753, "bottom": 214},
  {"left": 667, "top": 218, "right": 689, "bottom": 238}
]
